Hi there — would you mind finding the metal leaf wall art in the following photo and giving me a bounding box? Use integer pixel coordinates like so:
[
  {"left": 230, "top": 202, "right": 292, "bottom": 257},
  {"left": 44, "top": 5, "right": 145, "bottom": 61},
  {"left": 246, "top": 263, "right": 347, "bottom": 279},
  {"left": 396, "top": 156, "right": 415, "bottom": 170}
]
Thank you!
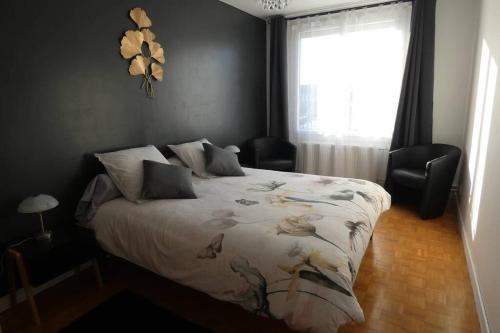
[{"left": 120, "top": 8, "right": 165, "bottom": 98}]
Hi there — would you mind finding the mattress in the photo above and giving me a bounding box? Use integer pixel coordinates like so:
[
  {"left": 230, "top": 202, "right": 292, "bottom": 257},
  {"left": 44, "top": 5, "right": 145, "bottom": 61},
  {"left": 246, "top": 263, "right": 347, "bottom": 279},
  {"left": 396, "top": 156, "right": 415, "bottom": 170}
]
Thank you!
[{"left": 90, "top": 168, "right": 391, "bottom": 332}]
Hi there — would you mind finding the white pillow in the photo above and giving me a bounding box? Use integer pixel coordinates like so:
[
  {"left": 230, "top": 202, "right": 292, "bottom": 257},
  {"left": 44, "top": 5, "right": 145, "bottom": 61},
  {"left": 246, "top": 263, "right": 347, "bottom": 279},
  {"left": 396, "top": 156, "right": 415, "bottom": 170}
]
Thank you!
[
  {"left": 199, "top": 138, "right": 211, "bottom": 144},
  {"left": 168, "top": 139, "right": 212, "bottom": 178},
  {"left": 95, "top": 145, "right": 169, "bottom": 202}
]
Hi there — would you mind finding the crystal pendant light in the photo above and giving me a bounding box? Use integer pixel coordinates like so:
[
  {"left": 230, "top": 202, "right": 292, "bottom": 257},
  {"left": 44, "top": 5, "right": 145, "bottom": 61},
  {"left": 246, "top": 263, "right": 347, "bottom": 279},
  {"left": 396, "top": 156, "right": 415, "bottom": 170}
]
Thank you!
[{"left": 258, "top": 0, "right": 290, "bottom": 11}]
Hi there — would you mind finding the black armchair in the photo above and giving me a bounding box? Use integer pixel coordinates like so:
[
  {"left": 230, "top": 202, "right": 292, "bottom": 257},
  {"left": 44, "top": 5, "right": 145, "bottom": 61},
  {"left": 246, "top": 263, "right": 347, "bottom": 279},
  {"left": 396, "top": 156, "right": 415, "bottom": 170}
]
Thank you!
[
  {"left": 385, "top": 144, "right": 461, "bottom": 219},
  {"left": 247, "top": 137, "right": 297, "bottom": 172}
]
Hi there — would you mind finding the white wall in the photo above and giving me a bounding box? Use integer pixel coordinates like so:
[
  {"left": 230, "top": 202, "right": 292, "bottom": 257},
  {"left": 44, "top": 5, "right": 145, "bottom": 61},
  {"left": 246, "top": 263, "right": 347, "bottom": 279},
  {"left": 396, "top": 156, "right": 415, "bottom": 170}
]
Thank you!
[
  {"left": 434, "top": 0, "right": 480, "bottom": 184},
  {"left": 433, "top": 0, "right": 479, "bottom": 148},
  {"left": 434, "top": 0, "right": 479, "bottom": 148},
  {"left": 458, "top": 0, "right": 500, "bottom": 332}
]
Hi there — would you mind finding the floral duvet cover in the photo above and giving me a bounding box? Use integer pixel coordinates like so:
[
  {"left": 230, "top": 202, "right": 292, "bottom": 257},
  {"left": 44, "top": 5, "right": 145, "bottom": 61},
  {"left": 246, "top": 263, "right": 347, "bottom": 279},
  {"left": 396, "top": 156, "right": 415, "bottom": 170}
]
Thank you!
[{"left": 90, "top": 168, "right": 391, "bottom": 332}]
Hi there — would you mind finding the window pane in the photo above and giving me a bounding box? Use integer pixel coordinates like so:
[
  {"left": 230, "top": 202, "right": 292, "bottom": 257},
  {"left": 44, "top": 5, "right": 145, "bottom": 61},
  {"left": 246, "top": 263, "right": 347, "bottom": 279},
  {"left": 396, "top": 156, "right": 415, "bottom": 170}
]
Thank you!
[{"left": 298, "top": 23, "right": 407, "bottom": 142}]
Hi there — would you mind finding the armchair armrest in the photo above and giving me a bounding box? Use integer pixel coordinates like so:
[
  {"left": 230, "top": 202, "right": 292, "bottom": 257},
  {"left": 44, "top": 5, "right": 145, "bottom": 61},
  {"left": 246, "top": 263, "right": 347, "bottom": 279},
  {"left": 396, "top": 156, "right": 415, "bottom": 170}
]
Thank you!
[
  {"left": 281, "top": 141, "right": 297, "bottom": 157},
  {"left": 425, "top": 155, "right": 456, "bottom": 182},
  {"left": 252, "top": 148, "right": 260, "bottom": 168},
  {"left": 420, "top": 154, "right": 459, "bottom": 218},
  {"left": 385, "top": 146, "right": 414, "bottom": 192},
  {"left": 388, "top": 147, "right": 412, "bottom": 170},
  {"left": 280, "top": 141, "right": 297, "bottom": 170}
]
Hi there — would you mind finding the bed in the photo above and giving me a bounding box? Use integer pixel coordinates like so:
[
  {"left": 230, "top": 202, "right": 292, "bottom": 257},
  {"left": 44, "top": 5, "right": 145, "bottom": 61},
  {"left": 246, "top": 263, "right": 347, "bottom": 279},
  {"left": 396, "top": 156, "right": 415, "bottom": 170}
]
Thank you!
[{"left": 88, "top": 167, "right": 391, "bottom": 332}]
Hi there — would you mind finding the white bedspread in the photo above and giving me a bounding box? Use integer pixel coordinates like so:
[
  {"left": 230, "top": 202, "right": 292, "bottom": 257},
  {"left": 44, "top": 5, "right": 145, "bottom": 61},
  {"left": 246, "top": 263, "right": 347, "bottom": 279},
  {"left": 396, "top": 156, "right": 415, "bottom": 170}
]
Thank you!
[{"left": 90, "top": 168, "right": 390, "bottom": 332}]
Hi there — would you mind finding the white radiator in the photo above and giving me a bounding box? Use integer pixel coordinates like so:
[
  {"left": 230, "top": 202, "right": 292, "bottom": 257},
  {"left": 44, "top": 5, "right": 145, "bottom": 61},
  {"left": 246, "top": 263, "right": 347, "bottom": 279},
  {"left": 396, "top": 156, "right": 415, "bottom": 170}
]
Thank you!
[{"left": 297, "top": 142, "right": 389, "bottom": 185}]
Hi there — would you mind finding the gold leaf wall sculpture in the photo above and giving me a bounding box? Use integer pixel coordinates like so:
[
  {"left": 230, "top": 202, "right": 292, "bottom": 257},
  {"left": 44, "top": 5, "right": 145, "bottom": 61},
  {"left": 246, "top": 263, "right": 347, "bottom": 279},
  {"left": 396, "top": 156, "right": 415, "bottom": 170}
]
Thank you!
[
  {"left": 130, "top": 8, "right": 152, "bottom": 28},
  {"left": 149, "top": 42, "right": 165, "bottom": 64},
  {"left": 151, "top": 63, "right": 164, "bottom": 81},
  {"left": 141, "top": 29, "right": 156, "bottom": 44},
  {"left": 120, "top": 30, "right": 144, "bottom": 59},
  {"left": 129, "top": 55, "right": 148, "bottom": 76},
  {"left": 120, "top": 7, "right": 165, "bottom": 98}
]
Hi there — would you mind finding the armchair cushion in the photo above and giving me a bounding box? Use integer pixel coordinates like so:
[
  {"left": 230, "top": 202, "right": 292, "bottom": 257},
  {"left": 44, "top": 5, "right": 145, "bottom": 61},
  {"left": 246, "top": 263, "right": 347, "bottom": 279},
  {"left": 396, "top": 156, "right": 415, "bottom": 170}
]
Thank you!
[
  {"left": 392, "top": 168, "right": 426, "bottom": 190},
  {"left": 259, "top": 159, "right": 294, "bottom": 172}
]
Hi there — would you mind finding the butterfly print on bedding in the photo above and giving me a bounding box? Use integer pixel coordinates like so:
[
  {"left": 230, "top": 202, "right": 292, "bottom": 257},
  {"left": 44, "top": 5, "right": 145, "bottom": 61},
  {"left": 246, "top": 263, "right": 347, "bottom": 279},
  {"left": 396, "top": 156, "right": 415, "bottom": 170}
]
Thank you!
[
  {"left": 235, "top": 199, "right": 259, "bottom": 206},
  {"left": 248, "top": 181, "right": 286, "bottom": 192},
  {"left": 197, "top": 233, "right": 224, "bottom": 259}
]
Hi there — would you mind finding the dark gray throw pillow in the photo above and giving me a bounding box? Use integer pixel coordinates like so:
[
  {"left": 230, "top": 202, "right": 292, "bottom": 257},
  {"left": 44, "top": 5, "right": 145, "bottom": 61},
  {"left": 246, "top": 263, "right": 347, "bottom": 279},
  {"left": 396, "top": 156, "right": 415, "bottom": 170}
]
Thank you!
[
  {"left": 142, "top": 160, "right": 197, "bottom": 199},
  {"left": 203, "top": 143, "right": 245, "bottom": 177}
]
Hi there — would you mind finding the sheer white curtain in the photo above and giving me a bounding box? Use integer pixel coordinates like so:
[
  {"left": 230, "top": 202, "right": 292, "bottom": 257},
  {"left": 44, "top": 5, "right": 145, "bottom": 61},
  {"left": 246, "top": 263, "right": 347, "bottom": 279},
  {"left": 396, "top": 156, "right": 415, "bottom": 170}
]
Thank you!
[{"left": 287, "top": 3, "right": 412, "bottom": 183}]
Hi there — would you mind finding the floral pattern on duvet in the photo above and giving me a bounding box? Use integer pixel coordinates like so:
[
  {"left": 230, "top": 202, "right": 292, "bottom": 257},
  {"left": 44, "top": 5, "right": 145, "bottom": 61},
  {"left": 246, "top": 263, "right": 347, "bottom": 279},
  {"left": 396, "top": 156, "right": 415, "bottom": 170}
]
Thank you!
[
  {"left": 193, "top": 172, "right": 389, "bottom": 331},
  {"left": 93, "top": 168, "right": 390, "bottom": 333}
]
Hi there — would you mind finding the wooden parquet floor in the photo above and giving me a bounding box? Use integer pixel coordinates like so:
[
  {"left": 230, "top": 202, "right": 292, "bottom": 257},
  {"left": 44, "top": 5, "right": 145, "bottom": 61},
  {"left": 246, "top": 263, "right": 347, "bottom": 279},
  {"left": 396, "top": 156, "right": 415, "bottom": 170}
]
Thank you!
[
  {"left": 339, "top": 204, "right": 480, "bottom": 333},
  {"left": 0, "top": 203, "right": 480, "bottom": 333}
]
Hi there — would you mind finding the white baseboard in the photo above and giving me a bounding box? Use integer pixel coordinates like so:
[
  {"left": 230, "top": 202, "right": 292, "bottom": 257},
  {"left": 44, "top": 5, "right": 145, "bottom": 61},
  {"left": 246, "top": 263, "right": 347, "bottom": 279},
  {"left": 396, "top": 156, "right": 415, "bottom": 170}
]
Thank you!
[
  {"left": 455, "top": 195, "right": 490, "bottom": 333},
  {"left": 0, "top": 261, "right": 91, "bottom": 314}
]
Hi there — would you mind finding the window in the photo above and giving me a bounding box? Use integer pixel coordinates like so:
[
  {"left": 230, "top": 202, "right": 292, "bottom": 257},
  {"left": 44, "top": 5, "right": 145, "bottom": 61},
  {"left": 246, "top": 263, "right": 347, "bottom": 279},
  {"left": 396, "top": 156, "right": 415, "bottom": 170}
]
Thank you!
[{"left": 288, "top": 3, "right": 412, "bottom": 149}]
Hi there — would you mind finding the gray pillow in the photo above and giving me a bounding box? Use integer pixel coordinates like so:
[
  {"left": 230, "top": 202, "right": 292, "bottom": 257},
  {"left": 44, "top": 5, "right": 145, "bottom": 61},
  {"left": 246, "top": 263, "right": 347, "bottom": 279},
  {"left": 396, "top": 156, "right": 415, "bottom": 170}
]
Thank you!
[
  {"left": 142, "top": 160, "right": 197, "bottom": 199},
  {"left": 75, "top": 174, "right": 122, "bottom": 223},
  {"left": 203, "top": 143, "right": 245, "bottom": 177}
]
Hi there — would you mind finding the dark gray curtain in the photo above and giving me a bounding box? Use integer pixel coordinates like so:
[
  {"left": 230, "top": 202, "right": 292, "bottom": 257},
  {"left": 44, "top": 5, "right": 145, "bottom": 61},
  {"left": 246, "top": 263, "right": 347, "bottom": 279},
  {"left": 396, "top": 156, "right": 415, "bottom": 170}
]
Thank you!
[
  {"left": 268, "top": 16, "right": 288, "bottom": 139},
  {"left": 390, "top": 0, "right": 436, "bottom": 150}
]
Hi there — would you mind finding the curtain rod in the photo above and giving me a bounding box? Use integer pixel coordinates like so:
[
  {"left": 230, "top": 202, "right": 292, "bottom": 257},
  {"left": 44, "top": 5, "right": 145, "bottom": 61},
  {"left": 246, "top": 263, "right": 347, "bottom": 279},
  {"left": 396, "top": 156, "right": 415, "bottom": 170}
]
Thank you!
[{"left": 286, "top": 0, "right": 412, "bottom": 21}]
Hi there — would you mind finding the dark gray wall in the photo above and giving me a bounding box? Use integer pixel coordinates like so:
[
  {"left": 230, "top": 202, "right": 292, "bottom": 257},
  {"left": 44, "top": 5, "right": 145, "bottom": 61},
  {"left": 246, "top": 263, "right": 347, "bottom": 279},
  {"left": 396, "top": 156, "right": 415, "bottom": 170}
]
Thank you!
[{"left": 0, "top": 0, "right": 266, "bottom": 242}]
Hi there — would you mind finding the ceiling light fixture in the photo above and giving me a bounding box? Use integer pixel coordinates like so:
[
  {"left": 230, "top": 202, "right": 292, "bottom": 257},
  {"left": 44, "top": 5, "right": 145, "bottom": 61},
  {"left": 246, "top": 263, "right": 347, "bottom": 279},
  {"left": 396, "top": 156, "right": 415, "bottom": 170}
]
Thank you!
[{"left": 258, "top": 0, "right": 290, "bottom": 11}]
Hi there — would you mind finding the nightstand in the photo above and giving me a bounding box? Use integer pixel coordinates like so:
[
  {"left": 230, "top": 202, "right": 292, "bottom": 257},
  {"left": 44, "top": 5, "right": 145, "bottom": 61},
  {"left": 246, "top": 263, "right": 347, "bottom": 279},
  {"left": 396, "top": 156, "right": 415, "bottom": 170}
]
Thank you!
[{"left": 6, "top": 225, "right": 103, "bottom": 325}]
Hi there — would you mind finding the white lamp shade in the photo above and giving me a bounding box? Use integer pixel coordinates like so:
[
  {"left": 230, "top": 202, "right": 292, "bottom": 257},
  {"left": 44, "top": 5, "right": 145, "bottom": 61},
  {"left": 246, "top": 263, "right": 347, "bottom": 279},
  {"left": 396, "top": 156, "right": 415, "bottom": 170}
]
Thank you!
[
  {"left": 224, "top": 145, "right": 240, "bottom": 153},
  {"left": 18, "top": 194, "right": 59, "bottom": 214}
]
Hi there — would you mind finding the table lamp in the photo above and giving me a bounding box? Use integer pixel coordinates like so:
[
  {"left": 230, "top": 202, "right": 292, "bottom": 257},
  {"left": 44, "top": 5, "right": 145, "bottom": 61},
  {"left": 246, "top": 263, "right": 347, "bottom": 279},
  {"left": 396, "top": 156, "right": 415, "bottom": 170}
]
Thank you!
[{"left": 18, "top": 194, "right": 59, "bottom": 241}]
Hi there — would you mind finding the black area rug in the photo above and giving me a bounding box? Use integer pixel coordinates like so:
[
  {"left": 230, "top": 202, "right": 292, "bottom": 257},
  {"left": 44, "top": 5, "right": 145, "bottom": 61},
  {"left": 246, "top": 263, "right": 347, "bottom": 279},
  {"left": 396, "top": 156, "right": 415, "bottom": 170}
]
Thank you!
[{"left": 60, "top": 290, "right": 213, "bottom": 332}]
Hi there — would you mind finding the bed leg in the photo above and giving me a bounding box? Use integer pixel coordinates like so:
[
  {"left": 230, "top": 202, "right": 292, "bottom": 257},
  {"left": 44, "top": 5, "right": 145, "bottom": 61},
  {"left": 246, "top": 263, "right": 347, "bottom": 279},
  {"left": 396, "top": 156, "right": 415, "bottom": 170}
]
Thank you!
[{"left": 93, "top": 258, "right": 104, "bottom": 288}]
